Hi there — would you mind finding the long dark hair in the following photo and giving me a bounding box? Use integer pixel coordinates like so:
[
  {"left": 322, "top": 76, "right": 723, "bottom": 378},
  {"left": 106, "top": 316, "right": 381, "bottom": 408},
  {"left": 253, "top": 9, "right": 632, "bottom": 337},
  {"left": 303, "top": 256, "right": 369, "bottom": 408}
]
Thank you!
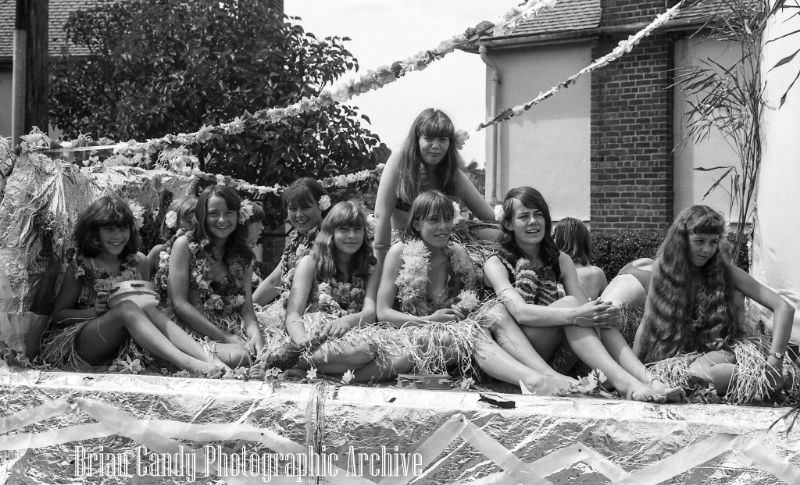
[
  {"left": 553, "top": 217, "right": 592, "bottom": 266},
  {"left": 498, "top": 186, "right": 561, "bottom": 280},
  {"left": 193, "top": 184, "right": 253, "bottom": 265},
  {"left": 638, "top": 205, "right": 746, "bottom": 361},
  {"left": 312, "top": 201, "right": 375, "bottom": 281},
  {"left": 74, "top": 195, "right": 140, "bottom": 259},
  {"left": 396, "top": 109, "right": 461, "bottom": 205},
  {"left": 282, "top": 177, "right": 328, "bottom": 211}
]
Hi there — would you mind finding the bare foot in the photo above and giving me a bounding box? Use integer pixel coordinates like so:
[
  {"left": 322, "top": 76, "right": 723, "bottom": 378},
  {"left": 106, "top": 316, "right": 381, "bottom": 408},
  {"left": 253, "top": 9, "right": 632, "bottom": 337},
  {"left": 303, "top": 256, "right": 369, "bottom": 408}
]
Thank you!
[
  {"left": 187, "top": 359, "right": 229, "bottom": 378},
  {"left": 520, "top": 375, "right": 576, "bottom": 396},
  {"left": 649, "top": 379, "right": 687, "bottom": 402},
  {"left": 624, "top": 381, "right": 662, "bottom": 402}
]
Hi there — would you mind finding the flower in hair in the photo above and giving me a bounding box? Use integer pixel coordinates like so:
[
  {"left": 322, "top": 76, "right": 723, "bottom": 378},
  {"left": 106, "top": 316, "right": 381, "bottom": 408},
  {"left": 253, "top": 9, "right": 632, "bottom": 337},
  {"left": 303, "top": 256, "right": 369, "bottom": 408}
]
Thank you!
[
  {"left": 493, "top": 204, "right": 505, "bottom": 223},
  {"left": 127, "top": 200, "right": 145, "bottom": 230},
  {"left": 239, "top": 199, "right": 255, "bottom": 225},
  {"left": 215, "top": 174, "right": 226, "bottom": 186},
  {"left": 454, "top": 130, "right": 470, "bottom": 150},
  {"left": 318, "top": 194, "right": 332, "bottom": 211},
  {"left": 165, "top": 210, "right": 178, "bottom": 229}
]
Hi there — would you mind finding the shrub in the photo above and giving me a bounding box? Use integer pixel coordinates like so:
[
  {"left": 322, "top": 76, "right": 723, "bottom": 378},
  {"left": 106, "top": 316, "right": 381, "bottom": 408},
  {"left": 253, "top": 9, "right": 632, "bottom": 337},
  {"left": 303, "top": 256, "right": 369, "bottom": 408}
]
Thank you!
[{"left": 591, "top": 230, "right": 665, "bottom": 281}]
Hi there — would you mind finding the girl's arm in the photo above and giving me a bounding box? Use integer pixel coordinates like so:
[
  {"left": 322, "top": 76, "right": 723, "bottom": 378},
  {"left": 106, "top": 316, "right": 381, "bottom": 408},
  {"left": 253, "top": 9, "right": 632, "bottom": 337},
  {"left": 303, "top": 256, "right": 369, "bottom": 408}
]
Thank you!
[
  {"left": 168, "top": 236, "right": 237, "bottom": 342},
  {"left": 284, "top": 254, "right": 316, "bottom": 345},
  {"left": 559, "top": 252, "right": 589, "bottom": 304},
  {"left": 728, "top": 263, "right": 795, "bottom": 363},
  {"left": 240, "top": 264, "right": 264, "bottom": 352},
  {"left": 51, "top": 266, "right": 95, "bottom": 322},
  {"left": 253, "top": 261, "right": 282, "bottom": 306},
  {"left": 145, "top": 244, "right": 164, "bottom": 280},
  {"left": 373, "top": 154, "right": 402, "bottom": 262},
  {"left": 134, "top": 251, "right": 151, "bottom": 281},
  {"left": 484, "top": 254, "right": 615, "bottom": 327},
  {"left": 376, "top": 244, "right": 459, "bottom": 324},
  {"left": 454, "top": 169, "right": 496, "bottom": 223},
  {"left": 321, "top": 260, "right": 383, "bottom": 338}
]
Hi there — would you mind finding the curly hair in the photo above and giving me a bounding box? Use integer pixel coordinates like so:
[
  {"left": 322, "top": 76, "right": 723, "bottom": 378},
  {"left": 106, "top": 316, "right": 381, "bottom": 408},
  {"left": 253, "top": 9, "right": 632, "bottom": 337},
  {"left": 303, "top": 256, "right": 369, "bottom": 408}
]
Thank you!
[
  {"left": 402, "top": 190, "right": 455, "bottom": 241},
  {"left": 312, "top": 200, "right": 375, "bottom": 281},
  {"left": 553, "top": 217, "right": 592, "bottom": 266},
  {"left": 638, "top": 205, "right": 746, "bottom": 362},
  {"left": 74, "top": 195, "right": 140, "bottom": 259},
  {"left": 498, "top": 187, "right": 562, "bottom": 280},
  {"left": 193, "top": 184, "right": 253, "bottom": 265},
  {"left": 396, "top": 109, "right": 461, "bottom": 206}
]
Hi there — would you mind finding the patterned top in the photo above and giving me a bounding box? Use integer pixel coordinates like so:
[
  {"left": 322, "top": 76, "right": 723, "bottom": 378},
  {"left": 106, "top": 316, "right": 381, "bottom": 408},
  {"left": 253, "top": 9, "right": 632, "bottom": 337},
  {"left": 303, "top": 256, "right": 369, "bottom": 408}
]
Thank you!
[{"left": 495, "top": 252, "right": 559, "bottom": 306}]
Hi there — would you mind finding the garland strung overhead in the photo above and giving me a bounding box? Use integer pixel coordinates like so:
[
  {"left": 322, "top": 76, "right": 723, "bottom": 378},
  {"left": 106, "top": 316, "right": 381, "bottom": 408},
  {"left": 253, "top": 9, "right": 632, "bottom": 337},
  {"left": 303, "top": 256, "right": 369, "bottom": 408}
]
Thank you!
[{"left": 476, "top": 0, "right": 689, "bottom": 131}]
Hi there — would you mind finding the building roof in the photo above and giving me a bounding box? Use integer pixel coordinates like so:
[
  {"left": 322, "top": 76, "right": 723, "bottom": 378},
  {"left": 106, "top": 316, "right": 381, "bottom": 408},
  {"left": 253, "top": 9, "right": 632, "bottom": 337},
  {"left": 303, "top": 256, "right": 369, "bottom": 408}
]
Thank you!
[
  {"left": 512, "top": 0, "right": 602, "bottom": 36},
  {"left": 0, "top": 0, "right": 100, "bottom": 61},
  {"left": 482, "top": 0, "right": 747, "bottom": 44}
]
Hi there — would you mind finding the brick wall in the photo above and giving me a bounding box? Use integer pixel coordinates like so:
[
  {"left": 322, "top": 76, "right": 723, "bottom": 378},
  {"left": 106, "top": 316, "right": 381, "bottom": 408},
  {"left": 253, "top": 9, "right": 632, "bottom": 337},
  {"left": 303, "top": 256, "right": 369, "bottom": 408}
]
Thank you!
[{"left": 590, "top": 3, "right": 675, "bottom": 232}]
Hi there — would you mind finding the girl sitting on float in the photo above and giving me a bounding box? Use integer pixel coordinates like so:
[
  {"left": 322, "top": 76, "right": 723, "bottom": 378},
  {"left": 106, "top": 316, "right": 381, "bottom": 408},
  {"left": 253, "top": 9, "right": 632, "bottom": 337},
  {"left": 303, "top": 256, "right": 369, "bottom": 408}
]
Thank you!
[
  {"left": 41, "top": 195, "right": 227, "bottom": 374},
  {"left": 147, "top": 194, "right": 197, "bottom": 278},
  {"left": 357, "top": 190, "right": 576, "bottom": 394},
  {"left": 281, "top": 200, "right": 382, "bottom": 374},
  {"left": 553, "top": 217, "right": 608, "bottom": 300},
  {"left": 484, "top": 187, "right": 676, "bottom": 402},
  {"left": 373, "top": 108, "right": 497, "bottom": 263},
  {"left": 167, "top": 184, "right": 264, "bottom": 367},
  {"left": 634, "top": 205, "right": 796, "bottom": 402},
  {"left": 253, "top": 178, "right": 329, "bottom": 307}
]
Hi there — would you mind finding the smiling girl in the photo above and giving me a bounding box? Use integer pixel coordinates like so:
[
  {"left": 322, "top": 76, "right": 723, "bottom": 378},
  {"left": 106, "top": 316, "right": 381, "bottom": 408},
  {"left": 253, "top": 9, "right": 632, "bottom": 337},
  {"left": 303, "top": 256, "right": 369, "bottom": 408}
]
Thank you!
[
  {"left": 41, "top": 196, "right": 226, "bottom": 374},
  {"left": 635, "top": 205, "right": 795, "bottom": 401},
  {"left": 484, "top": 187, "right": 676, "bottom": 401},
  {"left": 168, "top": 185, "right": 264, "bottom": 367}
]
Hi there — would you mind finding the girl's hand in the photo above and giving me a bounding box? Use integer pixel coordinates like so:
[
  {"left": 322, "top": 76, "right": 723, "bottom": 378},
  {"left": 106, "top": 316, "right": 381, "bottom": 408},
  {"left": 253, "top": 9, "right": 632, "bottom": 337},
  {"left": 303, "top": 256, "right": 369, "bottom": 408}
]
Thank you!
[
  {"left": 571, "top": 300, "right": 619, "bottom": 328},
  {"left": 247, "top": 336, "right": 264, "bottom": 355},
  {"left": 220, "top": 333, "right": 245, "bottom": 346},
  {"left": 428, "top": 308, "right": 464, "bottom": 322},
  {"left": 765, "top": 357, "right": 784, "bottom": 394},
  {"left": 321, "top": 319, "right": 353, "bottom": 339},
  {"left": 94, "top": 292, "right": 109, "bottom": 316}
]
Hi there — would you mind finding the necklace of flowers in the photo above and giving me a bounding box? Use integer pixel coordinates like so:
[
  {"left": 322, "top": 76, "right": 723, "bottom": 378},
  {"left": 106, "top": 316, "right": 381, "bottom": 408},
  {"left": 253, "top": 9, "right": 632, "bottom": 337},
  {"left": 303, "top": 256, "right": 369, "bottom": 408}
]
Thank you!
[
  {"left": 316, "top": 275, "right": 367, "bottom": 318},
  {"left": 394, "top": 239, "right": 480, "bottom": 317},
  {"left": 186, "top": 235, "right": 247, "bottom": 317},
  {"left": 71, "top": 251, "right": 140, "bottom": 305},
  {"left": 279, "top": 228, "right": 318, "bottom": 291}
]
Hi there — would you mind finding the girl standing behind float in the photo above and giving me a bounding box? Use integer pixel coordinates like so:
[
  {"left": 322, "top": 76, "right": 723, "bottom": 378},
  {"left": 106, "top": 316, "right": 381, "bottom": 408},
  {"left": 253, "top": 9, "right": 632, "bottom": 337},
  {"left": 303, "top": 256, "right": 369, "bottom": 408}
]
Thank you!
[
  {"left": 635, "top": 205, "right": 795, "bottom": 401},
  {"left": 553, "top": 217, "right": 608, "bottom": 300},
  {"left": 373, "top": 108, "right": 496, "bottom": 262},
  {"left": 484, "top": 187, "right": 675, "bottom": 401},
  {"left": 168, "top": 185, "right": 264, "bottom": 367},
  {"left": 41, "top": 195, "right": 226, "bottom": 374},
  {"left": 283, "top": 200, "right": 381, "bottom": 374}
]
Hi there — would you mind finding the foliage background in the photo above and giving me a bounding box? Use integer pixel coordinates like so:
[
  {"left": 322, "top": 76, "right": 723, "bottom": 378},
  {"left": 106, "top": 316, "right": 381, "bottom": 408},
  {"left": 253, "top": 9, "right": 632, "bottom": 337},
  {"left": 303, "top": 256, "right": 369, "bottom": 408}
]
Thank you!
[{"left": 48, "top": 0, "right": 390, "bottom": 229}]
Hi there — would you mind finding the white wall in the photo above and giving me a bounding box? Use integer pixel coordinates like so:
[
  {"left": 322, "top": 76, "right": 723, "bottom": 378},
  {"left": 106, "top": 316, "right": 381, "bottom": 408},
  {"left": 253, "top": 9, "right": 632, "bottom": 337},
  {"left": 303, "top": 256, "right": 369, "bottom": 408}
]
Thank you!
[
  {"left": 673, "top": 38, "right": 745, "bottom": 221},
  {"left": 486, "top": 42, "right": 591, "bottom": 220}
]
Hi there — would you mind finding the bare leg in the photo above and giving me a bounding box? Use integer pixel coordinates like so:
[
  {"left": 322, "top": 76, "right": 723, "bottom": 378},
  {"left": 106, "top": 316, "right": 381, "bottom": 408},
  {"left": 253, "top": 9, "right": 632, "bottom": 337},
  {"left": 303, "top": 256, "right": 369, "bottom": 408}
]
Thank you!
[
  {"left": 75, "top": 301, "right": 226, "bottom": 374},
  {"left": 564, "top": 326, "right": 661, "bottom": 401},
  {"left": 304, "top": 342, "right": 376, "bottom": 374},
  {"left": 351, "top": 352, "right": 412, "bottom": 383},
  {"left": 688, "top": 350, "right": 736, "bottom": 382},
  {"left": 141, "top": 306, "right": 229, "bottom": 369},
  {"left": 486, "top": 303, "right": 564, "bottom": 375},
  {"left": 473, "top": 334, "right": 575, "bottom": 395}
]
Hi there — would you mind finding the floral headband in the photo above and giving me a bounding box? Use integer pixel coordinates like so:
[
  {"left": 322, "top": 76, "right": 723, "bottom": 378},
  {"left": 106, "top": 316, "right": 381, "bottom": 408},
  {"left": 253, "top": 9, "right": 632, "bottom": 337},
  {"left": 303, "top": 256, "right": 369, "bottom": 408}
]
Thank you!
[{"left": 239, "top": 199, "right": 256, "bottom": 225}]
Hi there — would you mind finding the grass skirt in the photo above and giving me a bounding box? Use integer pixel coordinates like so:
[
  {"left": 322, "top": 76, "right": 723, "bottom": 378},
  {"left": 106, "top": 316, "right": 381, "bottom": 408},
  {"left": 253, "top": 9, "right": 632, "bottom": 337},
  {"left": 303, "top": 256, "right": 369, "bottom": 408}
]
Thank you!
[
  {"left": 39, "top": 318, "right": 145, "bottom": 372},
  {"left": 647, "top": 337, "right": 800, "bottom": 404}
]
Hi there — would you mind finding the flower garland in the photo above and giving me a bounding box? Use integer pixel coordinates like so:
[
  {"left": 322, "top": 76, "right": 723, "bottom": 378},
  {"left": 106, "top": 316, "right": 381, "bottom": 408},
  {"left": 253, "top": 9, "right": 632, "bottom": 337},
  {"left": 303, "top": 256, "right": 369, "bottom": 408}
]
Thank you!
[
  {"left": 278, "top": 228, "right": 318, "bottom": 295},
  {"left": 316, "top": 277, "right": 367, "bottom": 318},
  {"left": 70, "top": 251, "right": 140, "bottom": 307},
  {"left": 34, "top": 1, "right": 557, "bottom": 161},
  {"left": 394, "top": 239, "right": 479, "bottom": 316},
  {"left": 477, "top": 0, "right": 688, "bottom": 130},
  {"left": 186, "top": 235, "right": 247, "bottom": 324}
]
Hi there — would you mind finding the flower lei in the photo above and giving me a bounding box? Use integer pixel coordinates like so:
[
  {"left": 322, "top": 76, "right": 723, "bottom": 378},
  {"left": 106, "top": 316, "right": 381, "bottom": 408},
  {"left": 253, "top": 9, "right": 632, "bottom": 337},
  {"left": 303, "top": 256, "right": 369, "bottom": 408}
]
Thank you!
[
  {"left": 316, "top": 277, "right": 367, "bottom": 318},
  {"left": 507, "top": 256, "right": 558, "bottom": 305},
  {"left": 279, "top": 229, "right": 317, "bottom": 293},
  {"left": 70, "top": 251, "right": 140, "bottom": 307},
  {"left": 394, "top": 239, "right": 479, "bottom": 316},
  {"left": 186, "top": 235, "right": 247, "bottom": 321}
]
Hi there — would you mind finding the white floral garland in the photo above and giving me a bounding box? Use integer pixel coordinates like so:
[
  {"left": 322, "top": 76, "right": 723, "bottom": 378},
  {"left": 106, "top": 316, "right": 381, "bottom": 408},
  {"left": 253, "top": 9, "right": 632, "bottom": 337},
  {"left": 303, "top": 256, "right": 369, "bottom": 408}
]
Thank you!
[{"left": 477, "top": 0, "right": 688, "bottom": 130}]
